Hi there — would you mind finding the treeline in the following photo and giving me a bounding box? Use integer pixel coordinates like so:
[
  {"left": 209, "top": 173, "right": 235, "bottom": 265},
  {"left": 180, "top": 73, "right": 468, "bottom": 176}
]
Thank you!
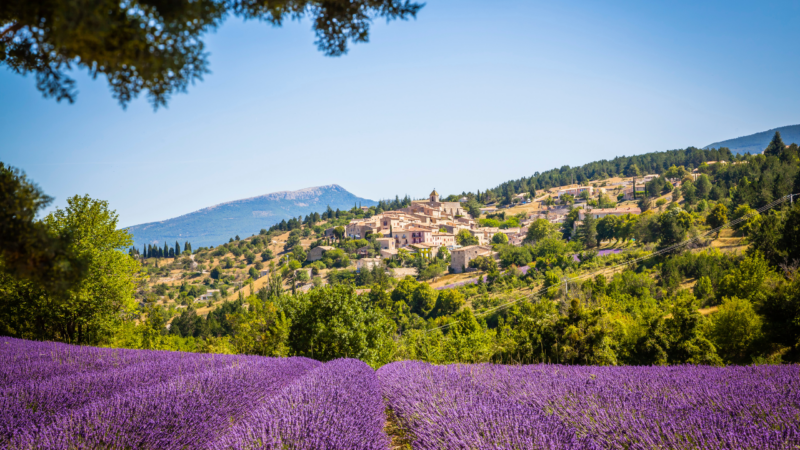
[
  {"left": 480, "top": 147, "right": 735, "bottom": 204},
  {"left": 129, "top": 241, "right": 193, "bottom": 259},
  {"left": 376, "top": 195, "right": 412, "bottom": 211}
]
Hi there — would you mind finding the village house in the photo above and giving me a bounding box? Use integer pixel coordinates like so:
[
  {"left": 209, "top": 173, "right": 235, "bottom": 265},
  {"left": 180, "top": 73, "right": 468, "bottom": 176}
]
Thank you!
[
  {"left": 556, "top": 185, "right": 595, "bottom": 199},
  {"left": 450, "top": 245, "right": 495, "bottom": 273},
  {"left": 469, "top": 227, "right": 500, "bottom": 245},
  {"left": 432, "top": 232, "right": 456, "bottom": 248},
  {"left": 579, "top": 206, "right": 641, "bottom": 221},
  {"left": 408, "top": 242, "right": 440, "bottom": 259},
  {"left": 622, "top": 185, "right": 646, "bottom": 200},
  {"left": 198, "top": 289, "right": 219, "bottom": 301},
  {"left": 323, "top": 227, "right": 337, "bottom": 240},
  {"left": 356, "top": 257, "right": 382, "bottom": 272},
  {"left": 376, "top": 237, "right": 395, "bottom": 251},
  {"left": 390, "top": 227, "right": 432, "bottom": 248},
  {"left": 306, "top": 245, "right": 334, "bottom": 262}
]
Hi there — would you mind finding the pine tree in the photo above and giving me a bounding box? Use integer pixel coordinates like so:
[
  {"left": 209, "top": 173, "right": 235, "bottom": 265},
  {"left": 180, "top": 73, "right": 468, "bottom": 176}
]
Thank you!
[{"left": 764, "top": 131, "right": 786, "bottom": 157}]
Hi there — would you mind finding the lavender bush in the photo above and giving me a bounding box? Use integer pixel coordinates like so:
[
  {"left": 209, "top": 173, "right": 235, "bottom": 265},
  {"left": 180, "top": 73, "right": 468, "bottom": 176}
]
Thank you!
[
  {"left": 211, "top": 358, "right": 388, "bottom": 450},
  {"left": 379, "top": 361, "right": 800, "bottom": 450}
]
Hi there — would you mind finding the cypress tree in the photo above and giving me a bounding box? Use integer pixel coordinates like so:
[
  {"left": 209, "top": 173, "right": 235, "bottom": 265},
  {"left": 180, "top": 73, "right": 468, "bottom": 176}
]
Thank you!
[
  {"left": 169, "top": 248, "right": 175, "bottom": 258},
  {"left": 163, "top": 242, "right": 168, "bottom": 258},
  {"left": 175, "top": 241, "right": 180, "bottom": 256}
]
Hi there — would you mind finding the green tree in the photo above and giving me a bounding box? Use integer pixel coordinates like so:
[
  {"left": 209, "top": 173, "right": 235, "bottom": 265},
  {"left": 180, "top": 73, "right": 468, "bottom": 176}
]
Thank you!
[
  {"left": 625, "top": 162, "right": 641, "bottom": 177},
  {"left": 261, "top": 249, "right": 274, "bottom": 261},
  {"left": 410, "top": 283, "right": 438, "bottom": 317},
  {"left": 1, "top": 195, "right": 139, "bottom": 344},
  {"left": 596, "top": 215, "right": 620, "bottom": 243},
  {"left": 693, "top": 276, "right": 714, "bottom": 304},
  {"left": 333, "top": 226, "right": 346, "bottom": 242},
  {"left": 288, "top": 284, "right": 395, "bottom": 367},
  {"left": 578, "top": 214, "right": 598, "bottom": 248},
  {"left": 695, "top": 174, "right": 712, "bottom": 199},
  {"left": 0, "top": 163, "right": 86, "bottom": 295},
  {"left": 210, "top": 266, "right": 222, "bottom": 280},
  {"left": 248, "top": 266, "right": 259, "bottom": 279},
  {"left": 466, "top": 199, "right": 482, "bottom": 219},
  {"left": 0, "top": 0, "right": 423, "bottom": 108},
  {"left": 291, "top": 244, "right": 307, "bottom": 262},
  {"left": 731, "top": 204, "right": 760, "bottom": 236},
  {"left": 656, "top": 208, "right": 692, "bottom": 249},
  {"left": 706, "top": 203, "right": 728, "bottom": 230},
  {"left": 525, "top": 218, "right": 550, "bottom": 243},
  {"left": 761, "top": 274, "right": 800, "bottom": 361},
  {"left": 681, "top": 180, "right": 697, "bottom": 205},
  {"left": 747, "top": 211, "right": 784, "bottom": 266},
  {"left": 434, "top": 289, "right": 465, "bottom": 317},
  {"left": 229, "top": 296, "right": 290, "bottom": 356},
  {"left": 391, "top": 276, "right": 419, "bottom": 305},
  {"left": 664, "top": 165, "right": 689, "bottom": 179},
  {"left": 709, "top": 296, "right": 762, "bottom": 364},
  {"left": 658, "top": 292, "right": 721, "bottom": 365},
  {"left": 440, "top": 309, "right": 497, "bottom": 364},
  {"left": 491, "top": 232, "right": 509, "bottom": 245},
  {"left": 717, "top": 252, "right": 770, "bottom": 305},
  {"left": 455, "top": 229, "right": 479, "bottom": 246},
  {"left": 551, "top": 299, "right": 617, "bottom": 365},
  {"left": 779, "top": 202, "right": 800, "bottom": 264},
  {"left": 763, "top": 131, "right": 786, "bottom": 157}
]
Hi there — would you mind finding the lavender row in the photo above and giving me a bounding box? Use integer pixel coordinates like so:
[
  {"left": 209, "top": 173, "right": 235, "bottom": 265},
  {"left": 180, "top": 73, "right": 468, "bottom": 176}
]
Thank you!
[
  {"left": 211, "top": 358, "right": 388, "bottom": 450},
  {"left": 378, "top": 361, "right": 596, "bottom": 449},
  {"left": 0, "top": 351, "right": 246, "bottom": 445},
  {"left": 378, "top": 361, "right": 800, "bottom": 450},
  {"left": 0, "top": 337, "right": 181, "bottom": 387},
  {"left": 8, "top": 356, "right": 320, "bottom": 450},
  {"left": 508, "top": 364, "right": 800, "bottom": 449}
]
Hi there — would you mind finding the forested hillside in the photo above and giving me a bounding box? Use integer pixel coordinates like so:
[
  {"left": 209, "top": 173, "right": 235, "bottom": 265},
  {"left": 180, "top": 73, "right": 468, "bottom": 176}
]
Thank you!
[{"left": 480, "top": 147, "right": 733, "bottom": 204}]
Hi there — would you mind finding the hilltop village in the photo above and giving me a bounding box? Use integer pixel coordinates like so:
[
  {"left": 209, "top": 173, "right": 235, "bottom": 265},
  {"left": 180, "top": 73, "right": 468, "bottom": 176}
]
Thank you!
[{"left": 135, "top": 165, "right": 713, "bottom": 314}]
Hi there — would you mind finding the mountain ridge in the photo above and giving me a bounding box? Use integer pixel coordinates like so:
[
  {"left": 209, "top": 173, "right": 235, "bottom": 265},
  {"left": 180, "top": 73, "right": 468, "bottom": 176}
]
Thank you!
[
  {"left": 126, "top": 184, "right": 375, "bottom": 249},
  {"left": 704, "top": 124, "right": 800, "bottom": 154}
]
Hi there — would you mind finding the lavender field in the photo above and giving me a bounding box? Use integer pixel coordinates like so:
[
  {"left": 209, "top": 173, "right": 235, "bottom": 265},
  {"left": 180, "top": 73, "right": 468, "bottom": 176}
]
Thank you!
[{"left": 2, "top": 337, "right": 799, "bottom": 449}]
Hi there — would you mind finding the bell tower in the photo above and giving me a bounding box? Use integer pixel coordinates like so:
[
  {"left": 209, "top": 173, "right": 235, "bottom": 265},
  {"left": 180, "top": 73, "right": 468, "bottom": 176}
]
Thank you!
[{"left": 430, "top": 188, "right": 440, "bottom": 203}]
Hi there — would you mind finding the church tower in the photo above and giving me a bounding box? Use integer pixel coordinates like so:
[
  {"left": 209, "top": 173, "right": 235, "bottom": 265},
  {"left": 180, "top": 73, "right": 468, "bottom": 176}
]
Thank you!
[{"left": 430, "top": 189, "right": 440, "bottom": 203}]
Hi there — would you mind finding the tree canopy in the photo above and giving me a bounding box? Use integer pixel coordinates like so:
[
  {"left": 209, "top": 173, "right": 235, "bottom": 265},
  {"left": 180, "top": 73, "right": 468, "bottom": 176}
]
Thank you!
[{"left": 0, "top": 0, "right": 423, "bottom": 108}]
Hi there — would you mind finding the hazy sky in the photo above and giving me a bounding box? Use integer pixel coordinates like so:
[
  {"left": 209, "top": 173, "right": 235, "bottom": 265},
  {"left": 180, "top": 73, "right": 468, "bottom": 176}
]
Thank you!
[{"left": 2, "top": 0, "right": 799, "bottom": 227}]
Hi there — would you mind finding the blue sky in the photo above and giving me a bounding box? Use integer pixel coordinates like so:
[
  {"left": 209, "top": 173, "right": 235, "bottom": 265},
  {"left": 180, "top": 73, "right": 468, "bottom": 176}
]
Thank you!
[{"left": 1, "top": 0, "right": 799, "bottom": 228}]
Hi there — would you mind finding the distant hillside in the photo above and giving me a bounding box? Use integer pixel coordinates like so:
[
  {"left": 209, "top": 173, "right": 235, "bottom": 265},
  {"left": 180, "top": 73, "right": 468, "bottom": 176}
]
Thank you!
[
  {"left": 126, "top": 185, "right": 376, "bottom": 249},
  {"left": 704, "top": 124, "right": 800, "bottom": 154}
]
